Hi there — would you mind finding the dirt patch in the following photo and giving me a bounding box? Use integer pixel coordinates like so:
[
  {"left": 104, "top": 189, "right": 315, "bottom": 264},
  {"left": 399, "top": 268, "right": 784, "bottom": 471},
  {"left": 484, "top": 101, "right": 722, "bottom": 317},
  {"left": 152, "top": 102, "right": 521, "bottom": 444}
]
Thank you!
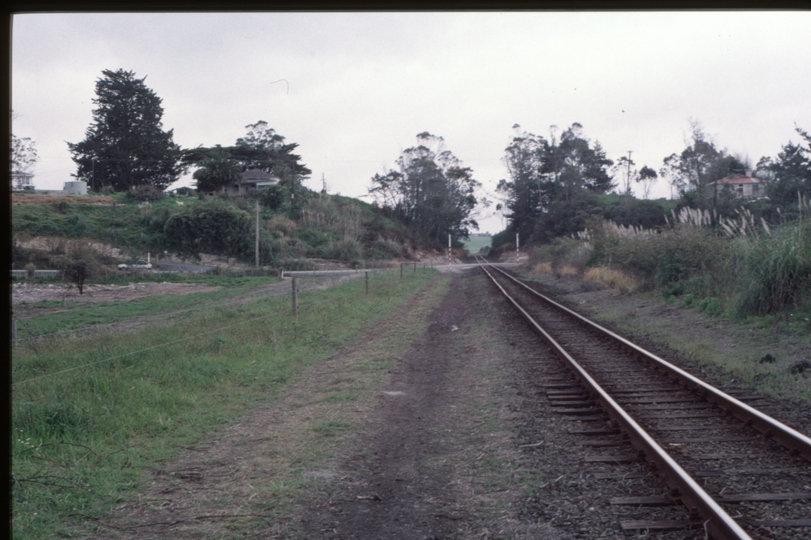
[{"left": 11, "top": 282, "right": 222, "bottom": 320}]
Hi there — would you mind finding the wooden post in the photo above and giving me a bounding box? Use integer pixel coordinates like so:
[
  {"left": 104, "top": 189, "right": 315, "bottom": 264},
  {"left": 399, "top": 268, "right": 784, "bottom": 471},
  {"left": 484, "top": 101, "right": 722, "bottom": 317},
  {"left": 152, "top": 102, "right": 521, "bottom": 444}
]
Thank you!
[
  {"left": 365, "top": 271, "right": 369, "bottom": 294},
  {"left": 516, "top": 232, "right": 520, "bottom": 262},
  {"left": 400, "top": 263, "right": 403, "bottom": 279},
  {"left": 413, "top": 261, "right": 416, "bottom": 273},
  {"left": 292, "top": 276, "right": 298, "bottom": 313}
]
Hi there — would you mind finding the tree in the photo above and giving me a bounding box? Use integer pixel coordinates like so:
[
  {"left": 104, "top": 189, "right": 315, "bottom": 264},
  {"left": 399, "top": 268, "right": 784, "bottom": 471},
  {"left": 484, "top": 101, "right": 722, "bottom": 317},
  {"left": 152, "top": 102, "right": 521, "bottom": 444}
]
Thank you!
[
  {"left": 58, "top": 241, "right": 101, "bottom": 295},
  {"left": 369, "top": 132, "right": 481, "bottom": 244},
  {"left": 181, "top": 121, "right": 312, "bottom": 211},
  {"left": 67, "top": 69, "right": 183, "bottom": 192},
  {"left": 11, "top": 134, "right": 38, "bottom": 173},
  {"left": 496, "top": 125, "right": 555, "bottom": 242},
  {"left": 611, "top": 155, "right": 637, "bottom": 196},
  {"left": 659, "top": 120, "right": 747, "bottom": 210},
  {"left": 557, "top": 123, "right": 615, "bottom": 195},
  {"left": 496, "top": 122, "right": 614, "bottom": 244},
  {"left": 758, "top": 126, "right": 811, "bottom": 207},
  {"left": 191, "top": 145, "right": 242, "bottom": 192},
  {"left": 637, "top": 165, "right": 658, "bottom": 200}
]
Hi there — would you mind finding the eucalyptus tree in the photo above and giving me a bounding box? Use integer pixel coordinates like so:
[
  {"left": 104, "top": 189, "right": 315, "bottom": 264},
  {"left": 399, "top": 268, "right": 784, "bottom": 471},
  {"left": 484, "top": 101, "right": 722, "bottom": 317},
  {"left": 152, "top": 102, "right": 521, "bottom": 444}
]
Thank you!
[
  {"left": 369, "top": 132, "right": 481, "bottom": 245},
  {"left": 496, "top": 122, "right": 614, "bottom": 243}
]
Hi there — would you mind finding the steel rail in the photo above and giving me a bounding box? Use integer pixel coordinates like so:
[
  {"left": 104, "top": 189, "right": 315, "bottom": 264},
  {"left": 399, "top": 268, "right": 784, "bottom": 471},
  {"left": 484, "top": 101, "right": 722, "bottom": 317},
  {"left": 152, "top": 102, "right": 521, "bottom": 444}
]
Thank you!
[
  {"left": 486, "top": 262, "right": 811, "bottom": 463},
  {"left": 477, "top": 261, "right": 753, "bottom": 540}
]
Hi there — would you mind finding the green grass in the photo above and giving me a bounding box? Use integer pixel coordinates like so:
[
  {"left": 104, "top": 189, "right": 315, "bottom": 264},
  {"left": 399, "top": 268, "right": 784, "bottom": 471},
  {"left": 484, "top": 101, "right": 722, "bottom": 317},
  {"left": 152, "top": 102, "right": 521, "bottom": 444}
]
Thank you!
[
  {"left": 15, "top": 277, "right": 281, "bottom": 338},
  {"left": 11, "top": 268, "right": 439, "bottom": 539}
]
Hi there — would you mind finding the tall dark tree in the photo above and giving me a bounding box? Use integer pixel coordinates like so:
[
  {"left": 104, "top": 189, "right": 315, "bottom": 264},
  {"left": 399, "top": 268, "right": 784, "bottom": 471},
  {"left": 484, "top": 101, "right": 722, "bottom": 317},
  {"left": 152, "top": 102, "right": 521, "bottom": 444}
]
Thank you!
[
  {"left": 369, "top": 132, "right": 481, "bottom": 244},
  {"left": 67, "top": 69, "right": 183, "bottom": 191},
  {"left": 496, "top": 122, "right": 614, "bottom": 243},
  {"left": 758, "top": 126, "right": 811, "bottom": 207},
  {"left": 496, "top": 125, "right": 554, "bottom": 243},
  {"left": 557, "top": 123, "right": 615, "bottom": 195}
]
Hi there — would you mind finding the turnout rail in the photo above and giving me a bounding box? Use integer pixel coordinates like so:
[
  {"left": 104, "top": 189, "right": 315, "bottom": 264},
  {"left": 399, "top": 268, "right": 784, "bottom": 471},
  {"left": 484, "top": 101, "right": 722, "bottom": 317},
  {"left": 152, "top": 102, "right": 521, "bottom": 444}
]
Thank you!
[{"left": 476, "top": 258, "right": 811, "bottom": 540}]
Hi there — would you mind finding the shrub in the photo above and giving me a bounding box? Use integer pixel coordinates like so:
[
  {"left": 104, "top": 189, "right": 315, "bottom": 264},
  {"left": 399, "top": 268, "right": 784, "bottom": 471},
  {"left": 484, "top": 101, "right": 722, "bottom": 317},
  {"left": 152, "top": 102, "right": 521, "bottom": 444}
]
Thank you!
[
  {"left": 317, "top": 239, "right": 362, "bottom": 261},
  {"left": 732, "top": 220, "right": 811, "bottom": 317},
  {"left": 531, "top": 238, "right": 589, "bottom": 278},
  {"left": 56, "top": 241, "right": 103, "bottom": 294},
  {"left": 296, "top": 228, "right": 330, "bottom": 248},
  {"left": 163, "top": 199, "right": 254, "bottom": 259},
  {"left": 365, "top": 239, "right": 406, "bottom": 260}
]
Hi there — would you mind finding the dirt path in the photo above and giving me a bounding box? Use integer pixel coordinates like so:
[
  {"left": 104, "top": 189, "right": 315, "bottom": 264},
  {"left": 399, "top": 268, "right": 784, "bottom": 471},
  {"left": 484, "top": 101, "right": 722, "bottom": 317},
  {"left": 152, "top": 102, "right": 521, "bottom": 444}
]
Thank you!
[{"left": 87, "top": 270, "right": 553, "bottom": 539}]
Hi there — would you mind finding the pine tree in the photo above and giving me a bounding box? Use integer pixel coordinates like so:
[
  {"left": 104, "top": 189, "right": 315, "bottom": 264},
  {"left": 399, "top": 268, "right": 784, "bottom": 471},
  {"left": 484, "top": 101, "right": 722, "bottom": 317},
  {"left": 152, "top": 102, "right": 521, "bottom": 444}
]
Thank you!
[{"left": 68, "top": 69, "right": 183, "bottom": 192}]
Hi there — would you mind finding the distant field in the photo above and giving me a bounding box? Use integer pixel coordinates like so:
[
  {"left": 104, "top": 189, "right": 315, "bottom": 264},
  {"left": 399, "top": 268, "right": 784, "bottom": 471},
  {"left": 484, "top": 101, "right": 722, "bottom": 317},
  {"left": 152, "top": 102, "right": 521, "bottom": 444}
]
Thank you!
[{"left": 461, "top": 235, "right": 492, "bottom": 254}]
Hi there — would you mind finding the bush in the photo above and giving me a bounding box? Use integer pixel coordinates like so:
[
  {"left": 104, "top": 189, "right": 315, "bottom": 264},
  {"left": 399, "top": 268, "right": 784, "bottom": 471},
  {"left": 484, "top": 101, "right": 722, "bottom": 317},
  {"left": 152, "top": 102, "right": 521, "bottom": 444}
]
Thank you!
[
  {"left": 163, "top": 199, "right": 254, "bottom": 259},
  {"left": 732, "top": 221, "right": 811, "bottom": 317},
  {"left": 317, "top": 239, "right": 362, "bottom": 261},
  {"left": 365, "top": 239, "right": 406, "bottom": 260},
  {"left": 592, "top": 224, "right": 729, "bottom": 294},
  {"left": 56, "top": 241, "right": 103, "bottom": 294},
  {"left": 531, "top": 237, "right": 589, "bottom": 277}
]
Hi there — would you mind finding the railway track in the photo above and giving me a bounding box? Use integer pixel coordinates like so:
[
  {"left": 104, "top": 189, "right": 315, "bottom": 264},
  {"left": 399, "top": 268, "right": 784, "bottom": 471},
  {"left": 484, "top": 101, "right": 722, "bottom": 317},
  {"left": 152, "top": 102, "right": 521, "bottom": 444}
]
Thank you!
[{"left": 477, "top": 259, "right": 811, "bottom": 540}]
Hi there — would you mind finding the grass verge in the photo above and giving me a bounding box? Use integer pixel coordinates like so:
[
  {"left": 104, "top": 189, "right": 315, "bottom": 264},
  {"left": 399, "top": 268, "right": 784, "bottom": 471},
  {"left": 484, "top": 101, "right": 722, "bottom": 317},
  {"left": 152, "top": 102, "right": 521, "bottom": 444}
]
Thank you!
[
  {"left": 11, "top": 268, "right": 440, "bottom": 539},
  {"left": 14, "top": 277, "right": 282, "bottom": 339}
]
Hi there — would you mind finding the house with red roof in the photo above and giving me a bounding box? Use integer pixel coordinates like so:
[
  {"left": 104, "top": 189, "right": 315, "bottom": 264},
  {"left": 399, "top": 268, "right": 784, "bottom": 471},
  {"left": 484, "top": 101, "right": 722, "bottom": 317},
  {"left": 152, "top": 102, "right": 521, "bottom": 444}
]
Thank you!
[{"left": 706, "top": 172, "right": 766, "bottom": 200}]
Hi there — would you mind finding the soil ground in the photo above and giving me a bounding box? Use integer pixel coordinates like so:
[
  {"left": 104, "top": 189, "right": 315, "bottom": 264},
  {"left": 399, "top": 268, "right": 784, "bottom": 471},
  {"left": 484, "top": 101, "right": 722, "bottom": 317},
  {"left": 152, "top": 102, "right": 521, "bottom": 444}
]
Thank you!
[{"left": 44, "top": 266, "right": 810, "bottom": 539}]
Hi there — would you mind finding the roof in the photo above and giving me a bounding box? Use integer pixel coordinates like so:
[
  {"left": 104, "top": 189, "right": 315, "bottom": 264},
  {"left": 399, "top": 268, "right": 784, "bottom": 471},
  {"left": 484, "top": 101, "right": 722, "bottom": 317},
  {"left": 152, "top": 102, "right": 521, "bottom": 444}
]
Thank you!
[{"left": 241, "top": 169, "right": 274, "bottom": 182}]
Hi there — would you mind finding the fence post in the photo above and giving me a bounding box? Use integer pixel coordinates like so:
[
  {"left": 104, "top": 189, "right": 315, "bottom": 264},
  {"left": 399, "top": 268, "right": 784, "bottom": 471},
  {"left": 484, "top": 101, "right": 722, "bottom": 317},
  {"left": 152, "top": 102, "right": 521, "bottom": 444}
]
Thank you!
[
  {"left": 400, "top": 263, "right": 403, "bottom": 279},
  {"left": 413, "top": 261, "right": 416, "bottom": 273},
  {"left": 365, "top": 271, "right": 369, "bottom": 294},
  {"left": 292, "top": 276, "right": 298, "bottom": 313}
]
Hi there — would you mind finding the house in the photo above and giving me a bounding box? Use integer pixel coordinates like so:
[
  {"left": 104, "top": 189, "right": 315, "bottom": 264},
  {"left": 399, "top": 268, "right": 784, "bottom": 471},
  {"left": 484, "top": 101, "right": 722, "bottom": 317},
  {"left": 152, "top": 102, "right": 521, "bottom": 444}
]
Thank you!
[
  {"left": 218, "top": 169, "right": 280, "bottom": 195},
  {"left": 707, "top": 172, "right": 766, "bottom": 200},
  {"left": 11, "top": 170, "right": 35, "bottom": 191}
]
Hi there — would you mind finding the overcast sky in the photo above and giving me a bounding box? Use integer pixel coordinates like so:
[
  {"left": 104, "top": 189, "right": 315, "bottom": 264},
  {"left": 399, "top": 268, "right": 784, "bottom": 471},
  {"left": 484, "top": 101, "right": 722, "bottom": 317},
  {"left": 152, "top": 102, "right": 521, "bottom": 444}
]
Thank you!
[{"left": 11, "top": 11, "right": 811, "bottom": 233}]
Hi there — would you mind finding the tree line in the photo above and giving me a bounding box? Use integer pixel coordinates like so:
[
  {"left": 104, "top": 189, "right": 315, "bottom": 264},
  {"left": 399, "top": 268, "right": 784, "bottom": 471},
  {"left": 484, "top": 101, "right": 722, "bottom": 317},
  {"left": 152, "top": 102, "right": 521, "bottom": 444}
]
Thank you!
[
  {"left": 493, "top": 119, "right": 811, "bottom": 249},
  {"left": 61, "top": 69, "right": 811, "bottom": 251}
]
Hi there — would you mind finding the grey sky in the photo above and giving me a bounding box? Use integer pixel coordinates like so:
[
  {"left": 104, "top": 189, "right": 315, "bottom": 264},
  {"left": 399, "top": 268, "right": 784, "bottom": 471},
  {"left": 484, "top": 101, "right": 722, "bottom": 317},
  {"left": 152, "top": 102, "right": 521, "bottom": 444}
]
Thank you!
[{"left": 12, "top": 11, "right": 811, "bottom": 233}]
